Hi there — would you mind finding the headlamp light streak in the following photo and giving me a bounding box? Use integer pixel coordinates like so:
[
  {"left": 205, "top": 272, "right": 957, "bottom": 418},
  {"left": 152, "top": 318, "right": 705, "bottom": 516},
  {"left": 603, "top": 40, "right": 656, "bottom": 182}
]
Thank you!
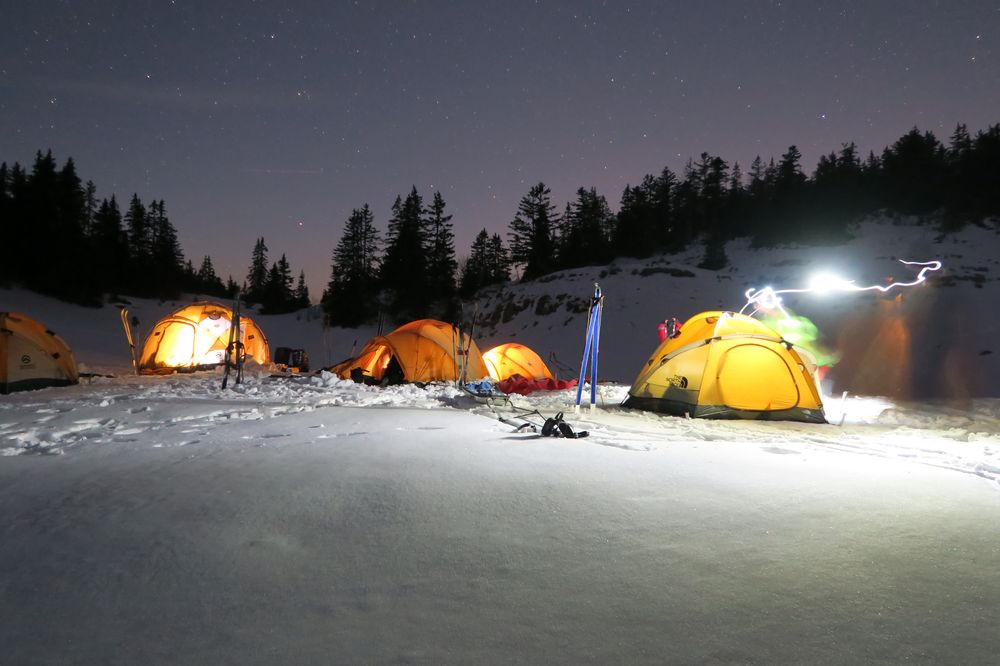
[{"left": 740, "top": 259, "right": 943, "bottom": 318}]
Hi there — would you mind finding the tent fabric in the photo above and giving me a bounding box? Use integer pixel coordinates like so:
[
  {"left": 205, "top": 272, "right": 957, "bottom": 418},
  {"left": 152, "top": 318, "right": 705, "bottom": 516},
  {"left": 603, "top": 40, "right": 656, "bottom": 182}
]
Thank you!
[
  {"left": 330, "top": 319, "right": 488, "bottom": 384},
  {"left": 482, "top": 343, "right": 554, "bottom": 382},
  {"left": 138, "top": 302, "right": 269, "bottom": 374},
  {"left": 624, "top": 311, "right": 826, "bottom": 423},
  {"left": 0, "top": 312, "right": 79, "bottom": 394},
  {"left": 497, "top": 374, "right": 578, "bottom": 396}
]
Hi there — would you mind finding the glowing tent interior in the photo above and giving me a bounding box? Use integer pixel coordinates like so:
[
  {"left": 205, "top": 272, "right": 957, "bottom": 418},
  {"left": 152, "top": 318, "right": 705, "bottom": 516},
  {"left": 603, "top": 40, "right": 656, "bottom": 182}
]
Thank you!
[
  {"left": 624, "top": 311, "right": 826, "bottom": 423},
  {"left": 482, "top": 342, "right": 554, "bottom": 381},
  {"left": 0, "top": 312, "right": 79, "bottom": 394},
  {"left": 137, "top": 302, "right": 269, "bottom": 374},
  {"left": 330, "top": 319, "right": 488, "bottom": 384}
]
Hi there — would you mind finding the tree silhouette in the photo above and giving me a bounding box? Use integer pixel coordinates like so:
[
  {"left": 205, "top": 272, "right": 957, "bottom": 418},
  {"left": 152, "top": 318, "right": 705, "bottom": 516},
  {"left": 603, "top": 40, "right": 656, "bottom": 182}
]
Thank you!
[
  {"left": 245, "top": 237, "right": 269, "bottom": 305},
  {"left": 508, "top": 182, "right": 559, "bottom": 280},
  {"left": 380, "top": 187, "right": 428, "bottom": 320},
  {"left": 324, "top": 204, "right": 381, "bottom": 326},
  {"left": 424, "top": 191, "right": 458, "bottom": 311}
]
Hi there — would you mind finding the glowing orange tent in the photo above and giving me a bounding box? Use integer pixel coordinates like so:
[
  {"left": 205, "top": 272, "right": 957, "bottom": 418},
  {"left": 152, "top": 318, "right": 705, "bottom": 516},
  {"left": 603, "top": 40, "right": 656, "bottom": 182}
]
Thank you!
[
  {"left": 330, "top": 319, "right": 488, "bottom": 384},
  {"left": 138, "top": 302, "right": 269, "bottom": 374},
  {"left": 482, "top": 342, "right": 553, "bottom": 381},
  {"left": 1, "top": 312, "right": 79, "bottom": 394},
  {"left": 624, "top": 311, "right": 825, "bottom": 423}
]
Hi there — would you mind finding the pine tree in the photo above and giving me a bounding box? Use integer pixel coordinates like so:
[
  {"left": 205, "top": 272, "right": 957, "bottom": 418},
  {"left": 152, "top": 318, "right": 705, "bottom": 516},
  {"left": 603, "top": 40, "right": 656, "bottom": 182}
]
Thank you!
[
  {"left": 149, "top": 199, "right": 185, "bottom": 298},
  {"left": 258, "top": 255, "right": 295, "bottom": 313},
  {"left": 651, "top": 167, "right": 679, "bottom": 250},
  {"left": 748, "top": 156, "right": 767, "bottom": 197},
  {"left": 0, "top": 162, "right": 11, "bottom": 285},
  {"left": 881, "top": 128, "right": 947, "bottom": 216},
  {"left": 558, "top": 187, "right": 614, "bottom": 269},
  {"left": 273, "top": 254, "right": 295, "bottom": 311},
  {"left": 20, "top": 151, "right": 59, "bottom": 291},
  {"left": 487, "top": 233, "right": 510, "bottom": 284},
  {"left": 123, "top": 193, "right": 150, "bottom": 293},
  {"left": 508, "top": 182, "right": 558, "bottom": 280},
  {"left": 294, "top": 270, "right": 310, "bottom": 309},
  {"left": 380, "top": 187, "right": 429, "bottom": 320},
  {"left": 424, "top": 191, "right": 458, "bottom": 308},
  {"left": 48, "top": 156, "right": 88, "bottom": 298},
  {"left": 196, "top": 255, "right": 226, "bottom": 295},
  {"left": 246, "top": 237, "right": 269, "bottom": 305},
  {"left": 324, "top": 204, "right": 382, "bottom": 326},
  {"left": 90, "top": 196, "right": 129, "bottom": 294},
  {"left": 949, "top": 123, "right": 973, "bottom": 158},
  {"left": 459, "top": 229, "right": 491, "bottom": 298},
  {"left": 83, "top": 180, "right": 98, "bottom": 237},
  {"left": 776, "top": 145, "right": 806, "bottom": 190}
]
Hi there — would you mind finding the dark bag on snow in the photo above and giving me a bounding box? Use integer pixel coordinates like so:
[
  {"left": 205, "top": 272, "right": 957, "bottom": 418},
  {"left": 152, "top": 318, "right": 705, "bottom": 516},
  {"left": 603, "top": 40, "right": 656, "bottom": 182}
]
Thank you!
[{"left": 541, "top": 412, "right": 589, "bottom": 439}]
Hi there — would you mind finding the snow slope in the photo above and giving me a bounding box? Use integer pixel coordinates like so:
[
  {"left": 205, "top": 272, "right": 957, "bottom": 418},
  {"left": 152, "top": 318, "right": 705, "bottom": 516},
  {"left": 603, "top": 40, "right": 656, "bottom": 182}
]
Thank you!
[
  {"left": 2, "top": 218, "right": 1000, "bottom": 663},
  {"left": 471, "top": 219, "right": 1000, "bottom": 400}
]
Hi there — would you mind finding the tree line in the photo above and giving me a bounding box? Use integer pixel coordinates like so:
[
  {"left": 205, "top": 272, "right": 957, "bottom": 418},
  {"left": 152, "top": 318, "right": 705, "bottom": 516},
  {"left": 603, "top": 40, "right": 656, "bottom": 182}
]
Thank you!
[
  {"left": 322, "top": 122, "right": 999, "bottom": 326},
  {"left": 504, "top": 122, "right": 1000, "bottom": 278},
  {"left": 5, "top": 122, "right": 998, "bottom": 322},
  {"left": 0, "top": 150, "right": 310, "bottom": 312}
]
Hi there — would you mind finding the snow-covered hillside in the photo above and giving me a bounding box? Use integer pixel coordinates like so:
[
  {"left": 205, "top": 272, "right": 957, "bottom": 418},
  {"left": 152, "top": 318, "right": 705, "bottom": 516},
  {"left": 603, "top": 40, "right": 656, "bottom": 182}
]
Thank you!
[
  {"left": 2, "top": 218, "right": 1000, "bottom": 664},
  {"left": 471, "top": 219, "right": 1000, "bottom": 400}
]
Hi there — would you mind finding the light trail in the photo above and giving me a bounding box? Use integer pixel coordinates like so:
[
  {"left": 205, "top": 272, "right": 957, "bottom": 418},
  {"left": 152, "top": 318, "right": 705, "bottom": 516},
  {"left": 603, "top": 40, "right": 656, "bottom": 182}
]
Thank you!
[{"left": 740, "top": 259, "right": 943, "bottom": 317}]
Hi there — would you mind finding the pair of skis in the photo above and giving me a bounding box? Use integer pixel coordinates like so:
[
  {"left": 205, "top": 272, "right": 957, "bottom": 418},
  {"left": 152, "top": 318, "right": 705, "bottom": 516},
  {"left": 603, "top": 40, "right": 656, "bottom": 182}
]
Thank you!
[
  {"left": 575, "top": 283, "right": 604, "bottom": 412},
  {"left": 222, "top": 294, "right": 244, "bottom": 389},
  {"left": 119, "top": 306, "right": 138, "bottom": 375}
]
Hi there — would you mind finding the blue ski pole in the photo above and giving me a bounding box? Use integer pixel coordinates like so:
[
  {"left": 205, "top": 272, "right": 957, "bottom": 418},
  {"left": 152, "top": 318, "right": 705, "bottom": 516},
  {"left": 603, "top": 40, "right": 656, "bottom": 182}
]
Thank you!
[
  {"left": 589, "top": 288, "right": 603, "bottom": 410},
  {"left": 575, "top": 283, "right": 603, "bottom": 412},
  {"left": 575, "top": 303, "right": 595, "bottom": 409}
]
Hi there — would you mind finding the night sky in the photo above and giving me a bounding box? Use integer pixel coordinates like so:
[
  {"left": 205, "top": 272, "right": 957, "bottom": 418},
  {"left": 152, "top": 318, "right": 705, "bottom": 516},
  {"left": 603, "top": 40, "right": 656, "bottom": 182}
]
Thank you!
[{"left": 3, "top": 1, "right": 998, "bottom": 298}]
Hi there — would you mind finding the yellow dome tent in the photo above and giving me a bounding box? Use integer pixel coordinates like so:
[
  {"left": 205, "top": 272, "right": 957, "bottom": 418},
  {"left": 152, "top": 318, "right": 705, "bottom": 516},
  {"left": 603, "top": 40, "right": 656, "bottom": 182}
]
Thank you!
[
  {"left": 624, "top": 311, "right": 826, "bottom": 423},
  {"left": 138, "top": 302, "right": 269, "bottom": 374},
  {"left": 330, "top": 319, "right": 488, "bottom": 384},
  {"left": 482, "top": 342, "right": 554, "bottom": 381},
  {"left": 0, "top": 312, "right": 79, "bottom": 394}
]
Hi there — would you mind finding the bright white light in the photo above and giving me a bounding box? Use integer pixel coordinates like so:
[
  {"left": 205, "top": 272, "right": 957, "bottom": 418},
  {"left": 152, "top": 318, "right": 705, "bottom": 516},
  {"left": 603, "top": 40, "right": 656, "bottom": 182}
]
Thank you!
[
  {"left": 741, "top": 259, "right": 943, "bottom": 316},
  {"left": 808, "top": 273, "right": 855, "bottom": 294}
]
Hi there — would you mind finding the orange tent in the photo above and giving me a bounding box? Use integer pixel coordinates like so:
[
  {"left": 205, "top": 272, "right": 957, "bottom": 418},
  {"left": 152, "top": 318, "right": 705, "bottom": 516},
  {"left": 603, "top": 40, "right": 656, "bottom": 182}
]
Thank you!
[
  {"left": 138, "top": 302, "right": 269, "bottom": 374},
  {"left": 330, "top": 319, "right": 488, "bottom": 384},
  {"left": 624, "top": 311, "right": 825, "bottom": 423},
  {"left": 1, "top": 312, "right": 79, "bottom": 394},
  {"left": 482, "top": 342, "right": 554, "bottom": 381}
]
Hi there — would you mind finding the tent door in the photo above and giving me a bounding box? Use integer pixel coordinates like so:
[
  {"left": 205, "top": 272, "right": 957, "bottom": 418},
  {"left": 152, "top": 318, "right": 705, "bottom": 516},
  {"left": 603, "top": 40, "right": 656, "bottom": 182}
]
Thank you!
[{"left": 716, "top": 343, "right": 800, "bottom": 411}]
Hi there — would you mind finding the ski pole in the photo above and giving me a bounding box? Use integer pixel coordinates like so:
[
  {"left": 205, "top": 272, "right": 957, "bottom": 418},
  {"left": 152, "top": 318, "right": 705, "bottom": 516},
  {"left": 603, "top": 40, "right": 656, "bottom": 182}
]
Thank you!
[
  {"left": 575, "top": 301, "right": 596, "bottom": 410},
  {"left": 590, "top": 287, "right": 604, "bottom": 411}
]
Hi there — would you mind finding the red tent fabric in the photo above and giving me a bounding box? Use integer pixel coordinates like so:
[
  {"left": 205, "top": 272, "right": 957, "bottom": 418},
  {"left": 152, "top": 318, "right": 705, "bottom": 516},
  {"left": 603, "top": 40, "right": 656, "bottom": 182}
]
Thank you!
[{"left": 498, "top": 373, "right": 578, "bottom": 396}]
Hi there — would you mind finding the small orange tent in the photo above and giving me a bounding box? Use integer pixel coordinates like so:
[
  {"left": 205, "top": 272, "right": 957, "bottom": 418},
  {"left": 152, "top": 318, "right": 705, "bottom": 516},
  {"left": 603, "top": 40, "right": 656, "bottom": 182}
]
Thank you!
[
  {"left": 482, "top": 342, "right": 553, "bottom": 381},
  {"left": 1, "top": 312, "right": 79, "bottom": 394},
  {"left": 624, "top": 311, "right": 825, "bottom": 423},
  {"left": 330, "top": 319, "right": 488, "bottom": 384},
  {"left": 138, "top": 302, "right": 269, "bottom": 374}
]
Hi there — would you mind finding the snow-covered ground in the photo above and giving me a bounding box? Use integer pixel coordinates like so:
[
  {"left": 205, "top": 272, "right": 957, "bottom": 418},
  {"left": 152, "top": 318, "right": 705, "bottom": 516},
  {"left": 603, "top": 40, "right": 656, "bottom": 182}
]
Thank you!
[{"left": 3, "top": 219, "right": 1000, "bottom": 663}]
